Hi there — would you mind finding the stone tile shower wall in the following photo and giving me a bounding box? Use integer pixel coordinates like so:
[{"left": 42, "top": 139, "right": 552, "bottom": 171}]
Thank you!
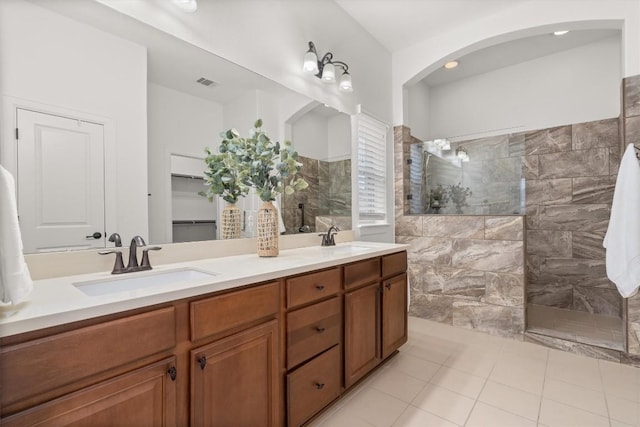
[
  {"left": 622, "top": 75, "right": 640, "bottom": 358},
  {"left": 317, "top": 158, "right": 352, "bottom": 231},
  {"left": 395, "top": 126, "right": 526, "bottom": 339},
  {"left": 282, "top": 155, "right": 319, "bottom": 233},
  {"left": 524, "top": 118, "right": 622, "bottom": 317}
]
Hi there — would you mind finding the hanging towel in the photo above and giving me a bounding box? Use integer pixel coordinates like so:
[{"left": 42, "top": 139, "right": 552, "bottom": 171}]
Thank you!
[
  {"left": 603, "top": 144, "right": 640, "bottom": 298},
  {"left": 0, "top": 165, "right": 33, "bottom": 304},
  {"left": 273, "top": 199, "right": 287, "bottom": 234}
]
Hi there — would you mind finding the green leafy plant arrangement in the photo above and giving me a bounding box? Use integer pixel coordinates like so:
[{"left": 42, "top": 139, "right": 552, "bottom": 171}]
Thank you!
[
  {"left": 204, "top": 119, "right": 308, "bottom": 203},
  {"left": 447, "top": 182, "right": 473, "bottom": 214},
  {"left": 201, "top": 145, "right": 251, "bottom": 204}
]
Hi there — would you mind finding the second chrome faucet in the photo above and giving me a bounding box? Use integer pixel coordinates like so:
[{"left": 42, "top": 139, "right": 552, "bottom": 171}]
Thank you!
[{"left": 100, "top": 233, "right": 161, "bottom": 274}]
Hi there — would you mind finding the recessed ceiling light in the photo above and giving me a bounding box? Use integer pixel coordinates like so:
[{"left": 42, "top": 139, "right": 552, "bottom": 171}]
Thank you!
[
  {"left": 553, "top": 30, "right": 569, "bottom": 36},
  {"left": 444, "top": 60, "right": 459, "bottom": 69}
]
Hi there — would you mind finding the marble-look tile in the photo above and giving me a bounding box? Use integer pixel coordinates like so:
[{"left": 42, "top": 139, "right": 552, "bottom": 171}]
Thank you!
[
  {"left": 628, "top": 323, "right": 640, "bottom": 356},
  {"left": 398, "top": 236, "right": 453, "bottom": 266},
  {"left": 525, "top": 126, "right": 572, "bottom": 155},
  {"left": 624, "top": 115, "right": 640, "bottom": 147},
  {"left": 451, "top": 239, "right": 524, "bottom": 274},
  {"left": 422, "top": 216, "right": 484, "bottom": 238},
  {"left": 610, "top": 145, "right": 621, "bottom": 176},
  {"left": 526, "top": 282, "right": 573, "bottom": 308},
  {"left": 395, "top": 215, "right": 422, "bottom": 236},
  {"left": 508, "top": 133, "right": 526, "bottom": 157},
  {"left": 526, "top": 254, "right": 542, "bottom": 283},
  {"left": 525, "top": 178, "right": 572, "bottom": 205},
  {"left": 526, "top": 230, "right": 572, "bottom": 257},
  {"left": 484, "top": 272, "right": 524, "bottom": 307},
  {"left": 572, "top": 231, "right": 606, "bottom": 259},
  {"left": 483, "top": 157, "right": 522, "bottom": 183},
  {"left": 409, "top": 294, "right": 453, "bottom": 324},
  {"left": 463, "top": 135, "right": 509, "bottom": 160},
  {"left": 539, "top": 258, "right": 610, "bottom": 288},
  {"left": 538, "top": 147, "right": 609, "bottom": 179},
  {"left": 573, "top": 286, "right": 623, "bottom": 317},
  {"left": 440, "top": 268, "right": 486, "bottom": 300},
  {"left": 524, "top": 332, "right": 621, "bottom": 362},
  {"left": 484, "top": 216, "right": 524, "bottom": 241},
  {"left": 572, "top": 118, "right": 619, "bottom": 150},
  {"left": 409, "top": 264, "right": 444, "bottom": 295},
  {"left": 522, "top": 155, "right": 539, "bottom": 179},
  {"left": 624, "top": 74, "right": 640, "bottom": 117},
  {"left": 572, "top": 176, "right": 616, "bottom": 204},
  {"left": 453, "top": 301, "right": 524, "bottom": 338},
  {"left": 315, "top": 216, "right": 350, "bottom": 232},
  {"left": 629, "top": 294, "right": 640, "bottom": 324},
  {"left": 525, "top": 205, "right": 540, "bottom": 230},
  {"left": 537, "top": 204, "right": 610, "bottom": 232}
]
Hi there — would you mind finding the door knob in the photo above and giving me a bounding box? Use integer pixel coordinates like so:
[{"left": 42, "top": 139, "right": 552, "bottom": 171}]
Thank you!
[{"left": 86, "top": 232, "right": 102, "bottom": 239}]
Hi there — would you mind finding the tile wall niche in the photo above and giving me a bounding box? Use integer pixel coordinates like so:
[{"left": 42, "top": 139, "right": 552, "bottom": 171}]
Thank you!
[{"left": 395, "top": 126, "right": 526, "bottom": 339}]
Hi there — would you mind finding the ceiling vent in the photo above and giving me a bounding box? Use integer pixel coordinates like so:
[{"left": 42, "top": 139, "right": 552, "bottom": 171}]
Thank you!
[{"left": 196, "top": 77, "right": 217, "bottom": 87}]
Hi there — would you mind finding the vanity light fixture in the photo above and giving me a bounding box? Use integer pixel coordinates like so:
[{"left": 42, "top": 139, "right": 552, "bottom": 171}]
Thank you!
[
  {"left": 553, "top": 30, "right": 569, "bottom": 36},
  {"left": 303, "top": 41, "right": 353, "bottom": 93},
  {"left": 172, "top": 0, "right": 197, "bottom": 12},
  {"left": 433, "top": 138, "right": 451, "bottom": 150},
  {"left": 444, "top": 60, "right": 459, "bottom": 69}
]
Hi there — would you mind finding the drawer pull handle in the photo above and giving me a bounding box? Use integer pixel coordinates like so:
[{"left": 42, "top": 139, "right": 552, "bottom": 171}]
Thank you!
[
  {"left": 198, "top": 356, "right": 207, "bottom": 370},
  {"left": 168, "top": 366, "right": 177, "bottom": 381},
  {"left": 315, "top": 326, "right": 326, "bottom": 333},
  {"left": 314, "top": 382, "right": 325, "bottom": 390},
  {"left": 315, "top": 284, "right": 325, "bottom": 291}
]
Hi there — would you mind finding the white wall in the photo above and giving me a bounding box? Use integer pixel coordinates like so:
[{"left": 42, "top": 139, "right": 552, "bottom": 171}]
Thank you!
[
  {"left": 412, "top": 35, "right": 621, "bottom": 141},
  {"left": 393, "top": 0, "right": 640, "bottom": 125},
  {"left": 407, "top": 81, "right": 431, "bottom": 141},
  {"left": 327, "top": 114, "right": 352, "bottom": 160},
  {"left": 0, "top": 0, "right": 148, "bottom": 245},
  {"left": 147, "top": 82, "right": 223, "bottom": 243},
  {"left": 291, "top": 112, "right": 329, "bottom": 161}
]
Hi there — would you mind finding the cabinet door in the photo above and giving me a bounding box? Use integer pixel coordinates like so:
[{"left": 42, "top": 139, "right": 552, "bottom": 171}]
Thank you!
[
  {"left": 382, "top": 273, "right": 408, "bottom": 359},
  {"left": 344, "top": 283, "right": 381, "bottom": 388},
  {"left": 1, "top": 358, "right": 177, "bottom": 427},
  {"left": 191, "top": 320, "right": 279, "bottom": 427}
]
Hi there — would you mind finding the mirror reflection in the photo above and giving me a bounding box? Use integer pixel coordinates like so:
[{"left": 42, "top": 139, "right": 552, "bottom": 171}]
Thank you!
[{"left": 2, "top": 0, "right": 352, "bottom": 253}]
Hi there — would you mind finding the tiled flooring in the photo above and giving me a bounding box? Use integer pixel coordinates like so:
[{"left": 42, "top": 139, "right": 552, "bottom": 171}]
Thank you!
[
  {"left": 527, "top": 304, "right": 625, "bottom": 351},
  {"left": 309, "top": 317, "right": 640, "bottom": 427}
]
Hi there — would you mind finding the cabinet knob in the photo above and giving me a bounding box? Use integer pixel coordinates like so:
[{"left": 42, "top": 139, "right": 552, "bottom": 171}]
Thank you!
[
  {"left": 315, "top": 326, "right": 325, "bottom": 333},
  {"left": 167, "top": 366, "right": 177, "bottom": 381},
  {"left": 315, "top": 284, "right": 325, "bottom": 291},
  {"left": 314, "top": 382, "right": 325, "bottom": 390},
  {"left": 198, "top": 355, "right": 207, "bottom": 370},
  {"left": 385, "top": 283, "right": 392, "bottom": 290}
]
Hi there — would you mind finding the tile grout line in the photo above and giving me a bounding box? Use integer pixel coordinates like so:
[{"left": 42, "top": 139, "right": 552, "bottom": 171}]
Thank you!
[{"left": 537, "top": 346, "right": 550, "bottom": 426}]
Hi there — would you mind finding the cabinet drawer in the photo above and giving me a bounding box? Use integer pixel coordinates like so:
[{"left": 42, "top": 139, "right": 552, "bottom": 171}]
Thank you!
[
  {"left": 382, "top": 251, "right": 407, "bottom": 278},
  {"left": 0, "top": 306, "right": 176, "bottom": 410},
  {"left": 287, "top": 297, "right": 341, "bottom": 369},
  {"left": 191, "top": 281, "right": 279, "bottom": 341},
  {"left": 344, "top": 257, "right": 380, "bottom": 289},
  {"left": 286, "top": 268, "right": 340, "bottom": 308},
  {"left": 287, "top": 346, "right": 341, "bottom": 427}
]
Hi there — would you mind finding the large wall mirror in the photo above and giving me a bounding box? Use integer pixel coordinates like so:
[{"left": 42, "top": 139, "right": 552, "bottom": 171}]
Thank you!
[{"left": 0, "top": 0, "right": 353, "bottom": 253}]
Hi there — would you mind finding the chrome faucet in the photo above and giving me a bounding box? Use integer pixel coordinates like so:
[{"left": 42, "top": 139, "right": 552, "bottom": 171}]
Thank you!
[
  {"left": 100, "top": 234, "right": 161, "bottom": 274},
  {"left": 319, "top": 225, "right": 340, "bottom": 246}
]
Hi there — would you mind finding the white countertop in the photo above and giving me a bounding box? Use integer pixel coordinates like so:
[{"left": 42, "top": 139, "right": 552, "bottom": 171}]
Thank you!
[{"left": 0, "top": 242, "right": 407, "bottom": 338}]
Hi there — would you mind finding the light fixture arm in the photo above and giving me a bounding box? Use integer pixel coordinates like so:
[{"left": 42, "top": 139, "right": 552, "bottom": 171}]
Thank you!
[
  {"left": 304, "top": 41, "right": 352, "bottom": 93},
  {"left": 307, "top": 41, "right": 348, "bottom": 77}
]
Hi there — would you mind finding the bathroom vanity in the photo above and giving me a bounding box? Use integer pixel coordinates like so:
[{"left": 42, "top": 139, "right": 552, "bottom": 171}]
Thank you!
[{"left": 0, "top": 243, "right": 407, "bottom": 427}]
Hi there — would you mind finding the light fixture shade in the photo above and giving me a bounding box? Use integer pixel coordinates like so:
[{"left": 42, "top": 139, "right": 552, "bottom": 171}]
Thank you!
[
  {"left": 338, "top": 71, "right": 353, "bottom": 93},
  {"left": 303, "top": 50, "right": 319, "bottom": 74},
  {"left": 172, "top": 0, "right": 197, "bottom": 12},
  {"left": 321, "top": 63, "right": 336, "bottom": 83}
]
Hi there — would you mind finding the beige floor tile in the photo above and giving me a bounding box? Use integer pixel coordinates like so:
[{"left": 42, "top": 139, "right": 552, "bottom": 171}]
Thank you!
[
  {"left": 548, "top": 348, "right": 600, "bottom": 371},
  {"left": 443, "top": 348, "right": 499, "bottom": 378},
  {"left": 310, "top": 407, "right": 376, "bottom": 427},
  {"left": 546, "top": 360, "right": 603, "bottom": 391},
  {"left": 610, "top": 420, "right": 636, "bottom": 427},
  {"left": 489, "top": 357, "right": 546, "bottom": 395},
  {"left": 465, "top": 402, "right": 537, "bottom": 427},
  {"left": 539, "top": 398, "right": 610, "bottom": 427},
  {"left": 342, "top": 387, "right": 409, "bottom": 427},
  {"left": 543, "top": 378, "right": 608, "bottom": 416},
  {"left": 478, "top": 380, "right": 541, "bottom": 421},
  {"left": 367, "top": 368, "right": 427, "bottom": 403},
  {"left": 391, "top": 405, "right": 459, "bottom": 427},
  {"left": 607, "top": 394, "right": 640, "bottom": 426},
  {"left": 385, "top": 352, "right": 442, "bottom": 382},
  {"left": 411, "top": 384, "right": 475, "bottom": 426},
  {"left": 501, "top": 339, "right": 550, "bottom": 362},
  {"left": 429, "top": 366, "right": 486, "bottom": 399},
  {"left": 405, "top": 339, "right": 459, "bottom": 364}
]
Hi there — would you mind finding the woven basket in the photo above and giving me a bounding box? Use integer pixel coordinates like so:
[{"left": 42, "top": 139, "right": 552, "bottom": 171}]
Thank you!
[
  {"left": 257, "top": 201, "right": 279, "bottom": 257},
  {"left": 221, "top": 203, "right": 241, "bottom": 239}
]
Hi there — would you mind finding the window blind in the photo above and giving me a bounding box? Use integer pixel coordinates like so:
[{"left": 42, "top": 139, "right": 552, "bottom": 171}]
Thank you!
[{"left": 356, "top": 113, "right": 388, "bottom": 223}]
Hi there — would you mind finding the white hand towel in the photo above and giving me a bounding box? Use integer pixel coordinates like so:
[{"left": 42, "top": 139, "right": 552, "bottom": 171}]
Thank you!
[
  {"left": 603, "top": 144, "right": 640, "bottom": 298},
  {"left": 273, "top": 199, "right": 287, "bottom": 234},
  {"left": 0, "top": 165, "right": 33, "bottom": 304}
]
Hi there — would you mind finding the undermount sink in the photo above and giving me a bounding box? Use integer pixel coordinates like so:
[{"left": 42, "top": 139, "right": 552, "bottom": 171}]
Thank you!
[{"left": 74, "top": 268, "right": 217, "bottom": 297}]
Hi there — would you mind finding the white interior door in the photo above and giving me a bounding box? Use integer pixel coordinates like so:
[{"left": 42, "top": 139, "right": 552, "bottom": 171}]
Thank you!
[{"left": 17, "top": 108, "right": 105, "bottom": 253}]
